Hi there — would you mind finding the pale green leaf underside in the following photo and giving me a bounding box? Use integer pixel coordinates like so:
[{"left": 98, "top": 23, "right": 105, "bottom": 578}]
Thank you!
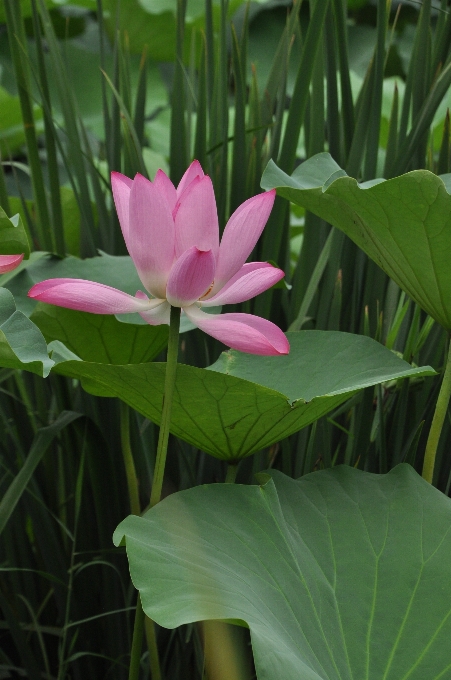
[
  {"left": 54, "top": 332, "right": 434, "bottom": 460},
  {"left": 0, "top": 288, "right": 53, "bottom": 377},
  {"left": 114, "top": 464, "right": 451, "bottom": 680},
  {"left": 0, "top": 207, "right": 30, "bottom": 258},
  {"left": 262, "top": 153, "right": 451, "bottom": 330}
]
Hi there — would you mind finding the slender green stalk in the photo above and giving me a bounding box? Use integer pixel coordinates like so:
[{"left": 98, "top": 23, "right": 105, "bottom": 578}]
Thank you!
[
  {"left": 150, "top": 304, "right": 181, "bottom": 507},
  {"left": 170, "top": 0, "right": 188, "bottom": 185},
  {"left": 4, "top": 0, "right": 52, "bottom": 250},
  {"left": 120, "top": 402, "right": 141, "bottom": 517},
  {"left": 0, "top": 158, "right": 11, "bottom": 217},
  {"left": 363, "top": 0, "right": 387, "bottom": 180},
  {"left": 31, "top": 0, "right": 64, "bottom": 256},
  {"left": 128, "top": 308, "right": 180, "bottom": 680},
  {"left": 144, "top": 617, "right": 162, "bottom": 680},
  {"left": 129, "top": 594, "right": 161, "bottom": 680},
  {"left": 225, "top": 463, "right": 238, "bottom": 484},
  {"left": 128, "top": 596, "right": 145, "bottom": 680},
  {"left": 57, "top": 448, "right": 85, "bottom": 680},
  {"left": 422, "top": 336, "right": 451, "bottom": 484}
]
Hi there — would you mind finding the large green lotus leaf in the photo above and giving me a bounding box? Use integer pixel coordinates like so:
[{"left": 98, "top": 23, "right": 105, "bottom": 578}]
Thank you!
[
  {"left": 207, "top": 330, "right": 433, "bottom": 402},
  {"left": 0, "top": 288, "right": 53, "bottom": 376},
  {"left": 53, "top": 331, "right": 434, "bottom": 460},
  {"left": 0, "top": 206, "right": 30, "bottom": 258},
  {"left": 30, "top": 304, "right": 168, "bottom": 364},
  {"left": 114, "top": 464, "right": 451, "bottom": 680},
  {"left": 262, "top": 153, "right": 451, "bottom": 330}
]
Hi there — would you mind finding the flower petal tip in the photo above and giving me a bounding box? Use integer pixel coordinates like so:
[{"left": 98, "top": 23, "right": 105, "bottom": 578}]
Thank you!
[{"left": 0, "top": 253, "right": 24, "bottom": 274}]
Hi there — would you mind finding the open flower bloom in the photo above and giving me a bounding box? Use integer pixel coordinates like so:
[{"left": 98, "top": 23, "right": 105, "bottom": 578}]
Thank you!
[
  {"left": 0, "top": 254, "right": 24, "bottom": 274},
  {"left": 29, "top": 161, "right": 289, "bottom": 356}
]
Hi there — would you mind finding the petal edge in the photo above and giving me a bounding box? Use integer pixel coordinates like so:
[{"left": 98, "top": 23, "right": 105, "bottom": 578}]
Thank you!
[
  {"left": 184, "top": 306, "right": 289, "bottom": 355},
  {"left": 29, "top": 279, "right": 161, "bottom": 315}
]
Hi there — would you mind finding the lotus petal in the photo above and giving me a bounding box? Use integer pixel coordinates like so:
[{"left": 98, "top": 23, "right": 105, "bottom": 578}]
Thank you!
[
  {"left": 29, "top": 279, "right": 158, "bottom": 315},
  {"left": 184, "top": 305, "right": 290, "bottom": 355}
]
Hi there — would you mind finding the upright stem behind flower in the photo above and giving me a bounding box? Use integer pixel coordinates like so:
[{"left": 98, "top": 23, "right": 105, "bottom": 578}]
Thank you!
[
  {"left": 150, "top": 305, "right": 181, "bottom": 507},
  {"left": 120, "top": 403, "right": 141, "bottom": 517},
  {"left": 225, "top": 463, "right": 238, "bottom": 484},
  {"left": 422, "top": 335, "right": 451, "bottom": 484},
  {"left": 128, "top": 306, "right": 180, "bottom": 680}
]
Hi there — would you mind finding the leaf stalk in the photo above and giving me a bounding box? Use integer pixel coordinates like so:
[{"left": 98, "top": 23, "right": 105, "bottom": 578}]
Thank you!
[
  {"left": 422, "top": 335, "right": 451, "bottom": 484},
  {"left": 128, "top": 308, "right": 180, "bottom": 680},
  {"left": 150, "top": 305, "right": 181, "bottom": 508}
]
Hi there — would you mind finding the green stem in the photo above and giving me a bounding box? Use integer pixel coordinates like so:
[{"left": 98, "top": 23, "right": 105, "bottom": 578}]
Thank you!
[
  {"left": 0, "top": 158, "right": 11, "bottom": 217},
  {"left": 4, "top": 0, "right": 52, "bottom": 250},
  {"left": 149, "top": 305, "right": 181, "bottom": 508},
  {"left": 224, "top": 463, "right": 238, "bottom": 484},
  {"left": 128, "top": 306, "right": 180, "bottom": 680},
  {"left": 145, "top": 617, "right": 162, "bottom": 680},
  {"left": 122, "top": 404, "right": 148, "bottom": 680},
  {"left": 120, "top": 402, "right": 141, "bottom": 517},
  {"left": 128, "top": 595, "right": 145, "bottom": 680},
  {"left": 422, "top": 335, "right": 451, "bottom": 484}
]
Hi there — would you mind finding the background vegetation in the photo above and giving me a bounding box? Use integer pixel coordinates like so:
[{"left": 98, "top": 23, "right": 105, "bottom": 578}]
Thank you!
[{"left": 1, "top": 0, "right": 451, "bottom": 677}]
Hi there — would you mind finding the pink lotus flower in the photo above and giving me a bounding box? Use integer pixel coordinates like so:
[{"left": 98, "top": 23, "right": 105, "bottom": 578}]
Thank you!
[
  {"left": 0, "top": 254, "right": 24, "bottom": 273},
  {"left": 29, "top": 161, "right": 289, "bottom": 356}
]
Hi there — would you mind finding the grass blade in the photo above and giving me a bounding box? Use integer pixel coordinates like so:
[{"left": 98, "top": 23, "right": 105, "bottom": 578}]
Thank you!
[
  {"left": 0, "top": 411, "right": 81, "bottom": 537},
  {"left": 4, "top": 0, "right": 52, "bottom": 251},
  {"left": 170, "top": 0, "right": 188, "bottom": 185}
]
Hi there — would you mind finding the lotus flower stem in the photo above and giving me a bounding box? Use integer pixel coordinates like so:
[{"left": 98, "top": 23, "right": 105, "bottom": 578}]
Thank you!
[
  {"left": 225, "top": 463, "right": 238, "bottom": 483},
  {"left": 150, "top": 304, "right": 181, "bottom": 507},
  {"left": 129, "top": 308, "right": 181, "bottom": 680},
  {"left": 128, "top": 595, "right": 145, "bottom": 680},
  {"left": 129, "top": 597, "right": 161, "bottom": 680},
  {"left": 120, "top": 403, "right": 141, "bottom": 517},
  {"left": 144, "top": 617, "right": 162, "bottom": 680},
  {"left": 121, "top": 408, "right": 161, "bottom": 680},
  {"left": 422, "top": 335, "right": 451, "bottom": 484}
]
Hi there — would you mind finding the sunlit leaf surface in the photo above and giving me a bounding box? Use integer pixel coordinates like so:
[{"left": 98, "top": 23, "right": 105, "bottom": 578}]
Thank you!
[
  {"left": 0, "top": 288, "right": 53, "bottom": 376},
  {"left": 0, "top": 207, "right": 30, "bottom": 258},
  {"left": 114, "top": 464, "right": 451, "bottom": 680}
]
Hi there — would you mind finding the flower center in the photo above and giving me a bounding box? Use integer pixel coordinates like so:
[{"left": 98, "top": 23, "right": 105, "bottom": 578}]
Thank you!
[{"left": 199, "top": 281, "right": 215, "bottom": 300}]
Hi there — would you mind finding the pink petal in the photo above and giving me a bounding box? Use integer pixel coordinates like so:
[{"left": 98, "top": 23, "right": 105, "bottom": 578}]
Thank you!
[
  {"left": 176, "top": 160, "right": 204, "bottom": 197},
  {"left": 166, "top": 247, "right": 215, "bottom": 307},
  {"left": 174, "top": 175, "right": 219, "bottom": 260},
  {"left": 129, "top": 174, "right": 175, "bottom": 298},
  {"left": 153, "top": 170, "right": 177, "bottom": 213},
  {"left": 201, "top": 262, "right": 285, "bottom": 307},
  {"left": 0, "top": 253, "right": 24, "bottom": 273},
  {"left": 184, "top": 306, "right": 290, "bottom": 355},
  {"left": 213, "top": 190, "right": 276, "bottom": 293},
  {"left": 28, "top": 278, "right": 162, "bottom": 315},
  {"left": 139, "top": 299, "right": 171, "bottom": 326},
  {"left": 111, "top": 172, "right": 133, "bottom": 246}
]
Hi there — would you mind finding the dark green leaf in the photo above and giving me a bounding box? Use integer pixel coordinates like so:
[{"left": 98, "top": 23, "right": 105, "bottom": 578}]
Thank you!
[
  {"left": 262, "top": 154, "right": 451, "bottom": 331},
  {"left": 31, "top": 304, "right": 168, "bottom": 364},
  {"left": 53, "top": 331, "right": 434, "bottom": 460}
]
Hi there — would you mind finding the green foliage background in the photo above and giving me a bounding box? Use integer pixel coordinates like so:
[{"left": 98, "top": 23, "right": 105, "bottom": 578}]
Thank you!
[{"left": 1, "top": 0, "right": 451, "bottom": 678}]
